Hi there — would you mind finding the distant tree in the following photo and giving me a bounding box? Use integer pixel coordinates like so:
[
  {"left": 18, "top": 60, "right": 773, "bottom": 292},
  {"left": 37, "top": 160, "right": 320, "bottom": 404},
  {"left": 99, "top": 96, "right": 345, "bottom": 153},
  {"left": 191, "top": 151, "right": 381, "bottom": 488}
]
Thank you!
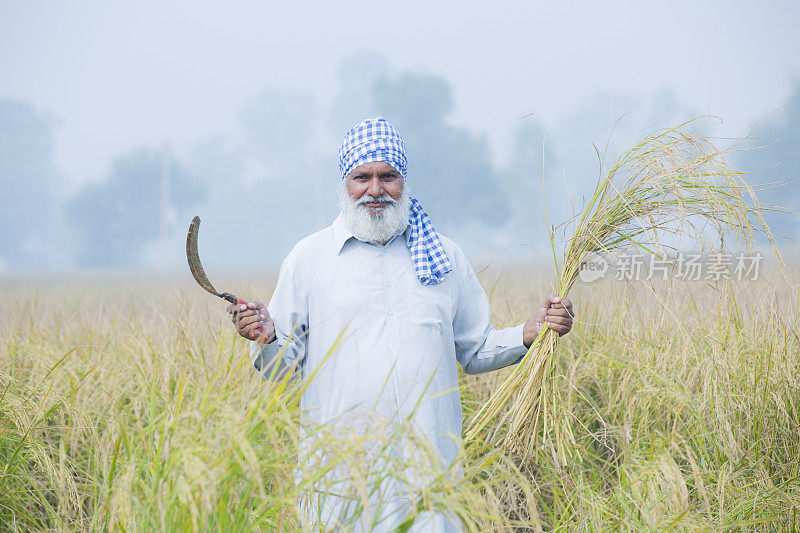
[
  {"left": 0, "top": 99, "right": 56, "bottom": 270},
  {"left": 494, "top": 118, "right": 555, "bottom": 246},
  {"left": 327, "top": 51, "right": 388, "bottom": 140},
  {"left": 189, "top": 87, "right": 333, "bottom": 266},
  {"left": 67, "top": 149, "right": 204, "bottom": 267},
  {"left": 735, "top": 84, "right": 800, "bottom": 242},
  {"left": 238, "top": 87, "right": 319, "bottom": 170},
  {"left": 371, "top": 72, "right": 508, "bottom": 230}
]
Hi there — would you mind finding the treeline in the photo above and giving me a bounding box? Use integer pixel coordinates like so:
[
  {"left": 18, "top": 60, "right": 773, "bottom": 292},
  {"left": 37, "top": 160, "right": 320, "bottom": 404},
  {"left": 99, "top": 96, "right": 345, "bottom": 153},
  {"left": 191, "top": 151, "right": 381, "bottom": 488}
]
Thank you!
[{"left": 1, "top": 53, "right": 797, "bottom": 272}]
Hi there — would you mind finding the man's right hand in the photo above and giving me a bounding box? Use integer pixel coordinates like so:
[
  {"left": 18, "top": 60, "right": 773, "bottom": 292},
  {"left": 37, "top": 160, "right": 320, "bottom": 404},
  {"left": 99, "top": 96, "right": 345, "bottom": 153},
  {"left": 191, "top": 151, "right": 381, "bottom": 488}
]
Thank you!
[{"left": 226, "top": 300, "right": 276, "bottom": 344}]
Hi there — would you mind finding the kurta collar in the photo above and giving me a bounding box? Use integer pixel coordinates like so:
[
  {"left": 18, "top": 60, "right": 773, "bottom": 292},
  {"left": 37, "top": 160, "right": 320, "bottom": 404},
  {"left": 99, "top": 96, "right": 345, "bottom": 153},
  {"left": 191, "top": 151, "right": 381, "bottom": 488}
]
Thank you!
[{"left": 332, "top": 212, "right": 411, "bottom": 254}]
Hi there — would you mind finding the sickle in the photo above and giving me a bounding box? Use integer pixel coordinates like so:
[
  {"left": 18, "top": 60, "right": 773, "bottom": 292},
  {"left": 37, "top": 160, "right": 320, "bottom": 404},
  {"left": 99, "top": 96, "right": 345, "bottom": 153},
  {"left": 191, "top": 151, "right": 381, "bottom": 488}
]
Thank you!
[{"left": 186, "top": 216, "right": 265, "bottom": 336}]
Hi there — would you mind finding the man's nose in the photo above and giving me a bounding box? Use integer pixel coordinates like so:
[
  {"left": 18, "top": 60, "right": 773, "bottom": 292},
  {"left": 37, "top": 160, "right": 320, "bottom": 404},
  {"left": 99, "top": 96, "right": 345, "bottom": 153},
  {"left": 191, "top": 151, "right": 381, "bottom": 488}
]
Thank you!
[{"left": 366, "top": 176, "right": 384, "bottom": 197}]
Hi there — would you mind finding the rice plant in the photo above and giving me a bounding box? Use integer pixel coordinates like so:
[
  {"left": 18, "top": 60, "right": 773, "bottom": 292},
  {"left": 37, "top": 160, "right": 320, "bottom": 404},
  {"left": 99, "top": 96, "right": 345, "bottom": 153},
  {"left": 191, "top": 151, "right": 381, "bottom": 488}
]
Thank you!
[
  {"left": 1, "top": 269, "right": 798, "bottom": 529},
  {"left": 465, "top": 117, "right": 779, "bottom": 459},
  {"left": 0, "top": 353, "right": 87, "bottom": 531}
]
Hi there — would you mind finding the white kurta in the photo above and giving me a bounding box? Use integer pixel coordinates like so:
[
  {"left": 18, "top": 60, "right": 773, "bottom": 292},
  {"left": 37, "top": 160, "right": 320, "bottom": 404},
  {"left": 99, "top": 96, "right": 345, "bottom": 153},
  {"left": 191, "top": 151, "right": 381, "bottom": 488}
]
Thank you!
[{"left": 250, "top": 213, "right": 527, "bottom": 531}]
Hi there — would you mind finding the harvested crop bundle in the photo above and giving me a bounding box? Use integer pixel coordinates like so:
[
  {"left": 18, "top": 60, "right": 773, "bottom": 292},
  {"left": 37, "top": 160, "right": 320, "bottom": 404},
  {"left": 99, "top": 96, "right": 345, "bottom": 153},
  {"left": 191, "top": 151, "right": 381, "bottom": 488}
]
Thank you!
[{"left": 465, "top": 117, "right": 777, "bottom": 460}]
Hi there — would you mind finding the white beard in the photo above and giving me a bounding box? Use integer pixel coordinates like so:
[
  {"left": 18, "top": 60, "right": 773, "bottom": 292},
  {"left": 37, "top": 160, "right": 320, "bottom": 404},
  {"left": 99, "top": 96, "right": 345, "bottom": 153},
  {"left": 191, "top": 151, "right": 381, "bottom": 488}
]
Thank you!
[{"left": 338, "top": 181, "right": 411, "bottom": 244}]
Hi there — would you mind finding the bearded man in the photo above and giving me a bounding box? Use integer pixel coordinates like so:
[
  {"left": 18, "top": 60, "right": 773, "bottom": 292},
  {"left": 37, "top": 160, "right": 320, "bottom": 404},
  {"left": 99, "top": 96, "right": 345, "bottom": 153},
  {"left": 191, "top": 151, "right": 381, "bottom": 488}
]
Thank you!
[{"left": 228, "top": 117, "right": 574, "bottom": 531}]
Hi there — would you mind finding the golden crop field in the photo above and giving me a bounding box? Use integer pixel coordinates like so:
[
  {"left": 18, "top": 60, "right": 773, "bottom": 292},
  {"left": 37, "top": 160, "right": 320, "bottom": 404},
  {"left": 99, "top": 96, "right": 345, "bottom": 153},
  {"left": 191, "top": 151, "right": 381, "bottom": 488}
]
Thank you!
[{"left": 2, "top": 266, "right": 799, "bottom": 531}]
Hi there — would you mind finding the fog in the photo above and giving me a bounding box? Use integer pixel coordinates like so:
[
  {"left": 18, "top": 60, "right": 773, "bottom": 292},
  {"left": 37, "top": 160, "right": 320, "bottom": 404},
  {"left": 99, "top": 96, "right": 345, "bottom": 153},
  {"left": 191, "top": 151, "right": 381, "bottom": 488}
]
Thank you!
[{"left": 1, "top": 2, "right": 799, "bottom": 276}]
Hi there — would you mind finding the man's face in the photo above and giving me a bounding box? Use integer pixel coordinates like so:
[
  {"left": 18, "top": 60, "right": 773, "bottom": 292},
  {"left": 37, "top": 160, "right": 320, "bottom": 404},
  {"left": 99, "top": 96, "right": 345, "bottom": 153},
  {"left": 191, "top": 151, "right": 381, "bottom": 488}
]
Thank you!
[{"left": 345, "top": 161, "right": 404, "bottom": 217}]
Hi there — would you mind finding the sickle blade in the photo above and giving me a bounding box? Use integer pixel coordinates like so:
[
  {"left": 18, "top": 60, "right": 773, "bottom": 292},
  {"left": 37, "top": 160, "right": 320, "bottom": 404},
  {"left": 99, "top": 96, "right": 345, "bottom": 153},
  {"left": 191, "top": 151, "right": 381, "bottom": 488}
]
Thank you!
[{"left": 186, "top": 216, "right": 222, "bottom": 297}]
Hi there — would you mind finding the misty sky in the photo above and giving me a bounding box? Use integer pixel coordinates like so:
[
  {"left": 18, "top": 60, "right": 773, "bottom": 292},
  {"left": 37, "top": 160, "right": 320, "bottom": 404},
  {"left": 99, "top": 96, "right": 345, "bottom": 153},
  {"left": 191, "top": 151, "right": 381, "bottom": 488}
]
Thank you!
[{"left": 3, "top": 1, "right": 800, "bottom": 193}]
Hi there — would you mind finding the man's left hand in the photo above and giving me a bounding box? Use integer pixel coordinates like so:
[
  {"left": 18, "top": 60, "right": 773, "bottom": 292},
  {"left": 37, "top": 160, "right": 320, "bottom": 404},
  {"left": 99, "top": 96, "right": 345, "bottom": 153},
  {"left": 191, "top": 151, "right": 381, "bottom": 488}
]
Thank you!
[{"left": 523, "top": 295, "right": 575, "bottom": 348}]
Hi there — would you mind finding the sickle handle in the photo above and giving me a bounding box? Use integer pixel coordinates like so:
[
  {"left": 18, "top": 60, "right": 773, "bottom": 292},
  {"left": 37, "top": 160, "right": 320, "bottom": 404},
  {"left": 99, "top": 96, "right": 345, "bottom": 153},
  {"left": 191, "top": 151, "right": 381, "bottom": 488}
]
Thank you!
[{"left": 225, "top": 293, "right": 266, "bottom": 340}]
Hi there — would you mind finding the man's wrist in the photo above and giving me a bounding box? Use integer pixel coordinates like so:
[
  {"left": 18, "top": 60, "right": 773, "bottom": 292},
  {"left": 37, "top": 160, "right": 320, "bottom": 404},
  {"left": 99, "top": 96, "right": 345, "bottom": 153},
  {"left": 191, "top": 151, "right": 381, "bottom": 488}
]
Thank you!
[
  {"left": 261, "top": 333, "right": 277, "bottom": 345},
  {"left": 522, "top": 319, "right": 535, "bottom": 349}
]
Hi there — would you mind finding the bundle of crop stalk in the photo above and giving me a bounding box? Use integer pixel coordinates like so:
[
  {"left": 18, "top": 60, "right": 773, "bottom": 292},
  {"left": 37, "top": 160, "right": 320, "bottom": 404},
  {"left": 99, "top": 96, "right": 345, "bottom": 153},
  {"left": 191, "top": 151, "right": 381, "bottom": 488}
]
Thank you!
[{"left": 465, "top": 117, "right": 774, "bottom": 459}]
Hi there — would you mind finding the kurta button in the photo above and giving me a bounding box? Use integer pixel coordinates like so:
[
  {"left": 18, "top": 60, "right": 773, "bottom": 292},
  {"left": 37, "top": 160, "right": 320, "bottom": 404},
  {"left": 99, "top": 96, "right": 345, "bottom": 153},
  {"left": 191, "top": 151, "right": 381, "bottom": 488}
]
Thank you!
[{"left": 387, "top": 310, "right": 393, "bottom": 316}]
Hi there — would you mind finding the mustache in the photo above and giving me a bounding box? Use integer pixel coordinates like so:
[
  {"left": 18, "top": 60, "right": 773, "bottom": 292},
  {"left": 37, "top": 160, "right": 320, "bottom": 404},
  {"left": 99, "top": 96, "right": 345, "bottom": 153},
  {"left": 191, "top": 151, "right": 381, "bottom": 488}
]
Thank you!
[{"left": 356, "top": 195, "right": 396, "bottom": 206}]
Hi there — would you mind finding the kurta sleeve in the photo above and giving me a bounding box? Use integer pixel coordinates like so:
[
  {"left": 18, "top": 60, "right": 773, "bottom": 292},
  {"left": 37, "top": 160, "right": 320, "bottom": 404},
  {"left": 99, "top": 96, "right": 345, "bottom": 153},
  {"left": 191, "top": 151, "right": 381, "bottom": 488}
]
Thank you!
[
  {"left": 451, "top": 246, "right": 528, "bottom": 375},
  {"left": 249, "top": 247, "right": 309, "bottom": 380}
]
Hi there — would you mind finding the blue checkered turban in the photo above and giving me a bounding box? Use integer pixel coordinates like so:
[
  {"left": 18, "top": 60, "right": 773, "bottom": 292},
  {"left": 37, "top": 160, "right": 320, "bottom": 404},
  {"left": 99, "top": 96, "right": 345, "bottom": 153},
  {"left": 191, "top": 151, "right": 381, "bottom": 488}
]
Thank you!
[{"left": 339, "top": 116, "right": 452, "bottom": 286}]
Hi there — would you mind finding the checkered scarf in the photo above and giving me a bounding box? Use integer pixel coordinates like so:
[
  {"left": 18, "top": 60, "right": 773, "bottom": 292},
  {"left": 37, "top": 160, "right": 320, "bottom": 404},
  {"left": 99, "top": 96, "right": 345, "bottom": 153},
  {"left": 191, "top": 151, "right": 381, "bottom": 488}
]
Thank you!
[{"left": 339, "top": 116, "right": 452, "bottom": 286}]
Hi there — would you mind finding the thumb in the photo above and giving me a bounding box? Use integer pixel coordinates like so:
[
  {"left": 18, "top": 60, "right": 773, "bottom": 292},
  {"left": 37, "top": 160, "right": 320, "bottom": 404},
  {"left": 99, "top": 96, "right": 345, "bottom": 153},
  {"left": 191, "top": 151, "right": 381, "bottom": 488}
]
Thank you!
[{"left": 246, "top": 300, "right": 264, "bottom": 310}]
